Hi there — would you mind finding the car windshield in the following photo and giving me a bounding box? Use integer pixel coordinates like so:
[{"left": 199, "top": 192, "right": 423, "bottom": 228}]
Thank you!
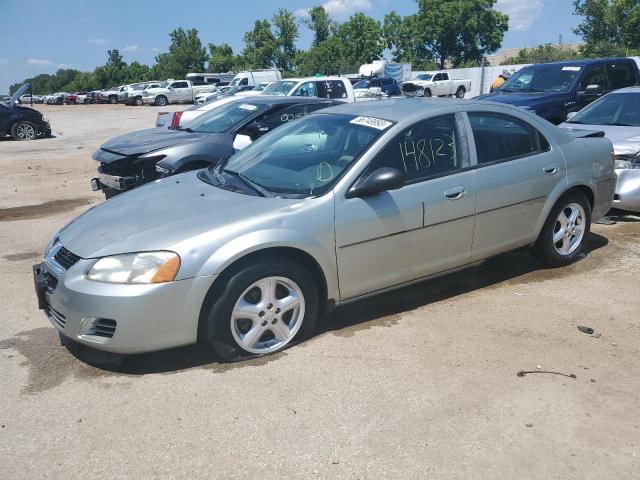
[
  {"left": 262, "top": 80, "right": 297, "bottom": 96},
  {"left": 498, "top": 64, "right": 581, "bottom": 93},
  {"left": 185, "top": 101, "right": 265, "bottom": 133},
  {"left": 415, "top": 74, "right": 433, "bottom": 81},
  {"left": 353, "top": 80, "right": 371, "bottom": 89},
  {"left": 566, "top": 91, "right": 640, "bottom": 126},
  {"left": 200, "top": 113, "right": 385, "bottom": 197}
]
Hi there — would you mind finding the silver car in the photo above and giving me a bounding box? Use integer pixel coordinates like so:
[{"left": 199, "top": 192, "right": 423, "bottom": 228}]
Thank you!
[
  {"left": 561, "top": 86, "right": 640, "bottom": 213},
  {"left": 34, "top": 99, "right": 615, "bottom": 360}
]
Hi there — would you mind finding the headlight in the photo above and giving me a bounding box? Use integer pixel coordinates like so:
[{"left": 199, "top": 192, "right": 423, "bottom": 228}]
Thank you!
[
  {"left": 614, "top": 155, "right": 640, "bottom": 170},
  {"left": 85, "top": 251, "right": 180, "bottom": 284},
  {"left": 44, "top": 234, "right": 59, "bottom": 256}
]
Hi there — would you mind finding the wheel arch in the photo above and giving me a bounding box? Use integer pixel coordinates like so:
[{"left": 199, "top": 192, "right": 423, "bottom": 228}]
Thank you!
[
  {"left": 534, "top": 183, "right": 595, "bottom": 238},
  {"left": 197, "top": 246, "right": 330, "bottom": 341}
]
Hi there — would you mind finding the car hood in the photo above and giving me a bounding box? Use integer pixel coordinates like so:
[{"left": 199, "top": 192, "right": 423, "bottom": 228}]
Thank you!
[
  {"left": 559, "top": 123, "right": 640, "bottom": 154},
  {"left": 58, "top": 171, "right": 302, "bottom": 259},
  {"left": 477, "top": 90, "right": 567, "bottom": 107},
  {"left": 96, "top": 128, "right": 215, "bottom": 158},
  {"left": 10, "top": 83, "right": 31, "bottom": 109}
]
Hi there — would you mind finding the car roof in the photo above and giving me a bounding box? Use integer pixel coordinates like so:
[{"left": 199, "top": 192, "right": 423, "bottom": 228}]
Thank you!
[
  {"left": 234, "top": 95, "right": 335, "bottom": 105},
  {"left": 320, "top": 98, "right": 471, "bottom": 121},
  {"left": 524, "top": 57, "right": 634, "bottom": 68}
]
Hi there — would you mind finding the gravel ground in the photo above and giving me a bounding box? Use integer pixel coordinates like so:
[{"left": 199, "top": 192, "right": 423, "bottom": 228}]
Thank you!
[{"left": 1, "top": 104, "right": 639, "bottom": 479}]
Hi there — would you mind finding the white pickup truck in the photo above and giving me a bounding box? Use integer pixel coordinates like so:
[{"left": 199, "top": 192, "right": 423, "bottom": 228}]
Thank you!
[
  {"left": 403, "top": 71, "right": 471, "bottom": 98},
  {"left": 142, "top": 80, "right": 211, "bottom": 106}
]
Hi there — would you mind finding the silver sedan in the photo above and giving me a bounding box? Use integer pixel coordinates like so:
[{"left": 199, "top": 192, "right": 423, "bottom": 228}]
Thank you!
[{"left": 34, "top": 99, "right": 615, "bottom": 360}]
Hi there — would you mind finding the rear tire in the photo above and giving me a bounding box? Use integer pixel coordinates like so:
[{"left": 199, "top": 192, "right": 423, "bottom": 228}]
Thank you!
[
  {"left": 109, "top": 96, "right": 117, "bottom": 104},
  {"left": 201, "top": 258, "right": 319, "bottom": 362},
  {"left": 135, "top": 97, "right": 143, "bottom": 106},
  {"left": 455, "top": 86, "right": 466, "bottom": 98},
  {"left": 534, "top": 191, "right": 591, "bottom": 267}
]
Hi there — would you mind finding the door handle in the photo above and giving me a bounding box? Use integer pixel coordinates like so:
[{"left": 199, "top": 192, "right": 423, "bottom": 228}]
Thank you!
[
  {"left": 444, "top": 186, "right": 466, "bottom": 200},
  {"left": 543, "top": 163, "right": 559, "bottom": 175}
]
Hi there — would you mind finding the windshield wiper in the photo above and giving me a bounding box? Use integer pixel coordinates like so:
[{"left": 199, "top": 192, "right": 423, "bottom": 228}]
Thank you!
[
  {"left": 176, "top": 126, "right": 194, "bottom": 133},
  {"left": 223, "top": 169, "right": 273, "bottom": 197}
]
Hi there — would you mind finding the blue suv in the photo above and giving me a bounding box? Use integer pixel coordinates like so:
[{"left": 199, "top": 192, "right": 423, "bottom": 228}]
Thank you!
[
  {"left": 478, "top": 58, "right": 639, "bottom": 124},
  {"left": 353, "top": 77, "right": 402, "bottom": 96}
]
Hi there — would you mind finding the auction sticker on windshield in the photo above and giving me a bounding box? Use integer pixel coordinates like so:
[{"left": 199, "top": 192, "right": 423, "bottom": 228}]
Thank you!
[
  {"left": 350, "top": 116, "right": 393, "bottom": 130},
  {"left": 239, "top": 104, "right": 258, "bottom": 110},
  {"left": 562, "top": 66, "right": 581, "bottom": 71}
]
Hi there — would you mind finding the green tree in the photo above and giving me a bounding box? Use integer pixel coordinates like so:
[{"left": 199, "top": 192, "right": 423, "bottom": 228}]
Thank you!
[
  {"left": 295, "top": 36, "right": 351, "bottom": 76},
  {"left": 573, "top": 0, "right": 640, "bottom": 56},
  {"left": 207, "top": 43, "right": 236, "bottom": 72},
  {"left": 407, "top": 0, "right": 508, "bottom": 69},
  {"left": 501, "top": 44, "right": 582, "bottom": 65},
  {"left": 272, "top": 9, "right": 299, "bottom": 71},
  {"left": 305, "top": 6, "right": 332, "bottom": 46},
  {"left": 154, "top": 28, "right": 207, "bottom": 79},
  {"left": 333, "top": 13, "right": 385, "bottom": 70},
  {"left": 241, "top": 19, "right": 278, "bottom": 69},
  {"left": 383, "top": 11, "right": 435, "bottom": 69}
]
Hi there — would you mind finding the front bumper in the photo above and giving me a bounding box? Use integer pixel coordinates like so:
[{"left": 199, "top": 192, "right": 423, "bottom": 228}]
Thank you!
[
  {"left": 613, "top": 168, "right": 640, "bottom": 213},
  {"left": 34, "top": 250, "right": 216, "bottom": 354},
  {"left": 93, "top": 170, "right": 141, "bottom": 191},
  {"left": 142, "top": 97, "right": 157, "bottom": 105}
]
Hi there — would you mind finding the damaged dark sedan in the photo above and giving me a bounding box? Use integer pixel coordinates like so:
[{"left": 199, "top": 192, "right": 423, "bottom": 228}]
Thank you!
[
  {"left": 91, "top": 96, "right": 336, "bottom": 198},
  {"left": 1, "top": 84, "right": 51, "bottom": 141}
]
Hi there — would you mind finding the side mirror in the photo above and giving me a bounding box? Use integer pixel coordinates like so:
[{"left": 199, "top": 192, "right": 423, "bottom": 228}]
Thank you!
[
  {"left": 581, "top": 84, "right": 601, "bottom": 97},
  {"left": 347, "top": 167, "right": 405, "bottom": 198},
  {"left": 566, "top": 111, "right": 578, "bottom": 120}
]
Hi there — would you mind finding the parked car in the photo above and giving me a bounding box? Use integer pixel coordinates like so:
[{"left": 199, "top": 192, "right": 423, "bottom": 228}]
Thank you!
[
  {"left": 560, "top": 86, "right": 640, "bottom": 213},
  {"left": 235, "top": 82, "right": 276, "bottom": 97},
  {"left": 194, "top": 86, "right": 232, "bottom": 105},
  {"left": 401, "top": 71, "right": 470, "bottom": 98},
  {"left": 157, "top": 96, "right": 237, "bottom": 129},
  {"left": 64, "top": 92, "right": 87, "bottom": 105},
  {"left": 142, "top": 80, "right": 213, "bottom": 106},
  {"left": 478, "top": 58, "right": 640, "bottom": 124},
  {"left": 353, "top": 77, "right": 402, "bottom": 98},
  {"left": 100, "top": 85, "right": 126, "bottom": 104},
  {"left": 36, "top": 98, "right": 614, "bottom": 359},
  {"left": 19, "top": 94, "right": 43, "bottom": 104},
  {"left": 47, "top": 92, "right": 68, "bottom": 105},
  {"left": 123, "top": 82, "right": 164, "bottom": 106},
  {"left": 228, "top": 69, "right": 282, "bottom": 88},
  {"left": 77, "top": 91, "right": 100, "bottom": 104},
  {"left": 1, "top": 84, "right": 51, "bottom": 140},
  {"left": 92, "top": 96, "right": 337, "bottom": 198}
]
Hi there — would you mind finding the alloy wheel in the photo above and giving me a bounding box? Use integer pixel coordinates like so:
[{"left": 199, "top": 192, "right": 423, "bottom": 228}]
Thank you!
[
  {"left": 553, "top": 202, "right": 586, "bottom": 256},
  {"left": 16, "top": 123, "right": 35, "bottom": 140},
  {"left": 230, "top": 276, "right": 305, "bottom": 354}
]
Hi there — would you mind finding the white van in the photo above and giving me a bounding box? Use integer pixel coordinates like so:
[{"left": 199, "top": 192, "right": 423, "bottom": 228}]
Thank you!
[
  {"left": 229, "top": 70, "right": 282, "bottom": 88},
  {"left": 186, "top": 72, "right": 235, "bottom": 86}
]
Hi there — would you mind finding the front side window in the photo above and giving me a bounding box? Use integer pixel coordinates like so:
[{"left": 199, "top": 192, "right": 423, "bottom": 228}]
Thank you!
[
  {"left": 210, "top": 113, "right": 384, "bottom": 196},
  {"left": 366, "top": 115, "right": 460, "bottom": 183},
  {"left": 433, "top": 73, "right": 442, "bottom": 81},
  {"left": 415, "top": 74, "right": 433, "bottom": 81},
  {"left": 468, "top": 113, "right": 540, "bottom": 164},
  {"left": 262, "top": 80, "right": 297, "bottom": 96},
  {"left": 580, "top": 64, "right": 608, "bottom": 91},
  {"left": 172, "top": 81, "right": 189, "bottom": 89},
  {"left": 353, "top": 79, "right": 370, "bottom": 89},
  {"left": 294, "top": 82, "right": 317, "bottom": 97}
]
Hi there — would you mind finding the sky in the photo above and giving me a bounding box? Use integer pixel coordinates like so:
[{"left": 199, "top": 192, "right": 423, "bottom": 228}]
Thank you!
[{"left": 0, "top": 0, "right": 583, "bottom": 93}]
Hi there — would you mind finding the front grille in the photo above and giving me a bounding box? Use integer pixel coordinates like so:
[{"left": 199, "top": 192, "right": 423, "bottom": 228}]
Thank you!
[
  {"left": 48, "top": 307, "right": 66, "bottom": 328},
  {"left": 84, "top": 319, "right": 117, "bottom": 338},
  {"left": 54, "top": 246, "right": 80, "bottom": 270}
]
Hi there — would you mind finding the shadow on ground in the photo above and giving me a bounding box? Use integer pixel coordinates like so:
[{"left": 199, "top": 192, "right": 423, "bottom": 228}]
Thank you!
[{"left": 0, "top": 233, "right": 609, "bottom": 389}]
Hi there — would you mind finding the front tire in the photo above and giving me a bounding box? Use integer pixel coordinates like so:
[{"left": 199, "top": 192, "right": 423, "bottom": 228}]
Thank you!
[
  {"left": 135, "top": 96, "right": 143, "bottom": 106},
  {"left": 534, "top": 191, "right": 591, "bottom": 267},
  {"left": 155, "top": 95, "right": 168, "bottom": 107},
  {"left": 11, "top": 121, "right": 37, "bottom": 141},
  {"left": 202, "top": 259, "right": 319, "bottom": 361},
  {"left": 423, "top": 88, "right": 432, "bottom": 98}
]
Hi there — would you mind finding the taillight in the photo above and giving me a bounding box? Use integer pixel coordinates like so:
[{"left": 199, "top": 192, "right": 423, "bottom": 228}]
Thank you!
[{"left": 170, "top": 111, "right": 183, "bottom": 129}]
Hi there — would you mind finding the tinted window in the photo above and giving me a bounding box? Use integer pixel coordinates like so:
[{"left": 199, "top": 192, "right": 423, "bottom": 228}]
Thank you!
[
  {"left": 186, "top": 101, "right": 265, "bottom": 133},
  {"left": 367, "top": 115, "right": 460, "bottom": 182},
  {"left": 468, "top": 113, "right": 539, "bottom": 164},
  {"left": 607, "top": 62, "right": 636, "bottom": 90},
  {"left": 253, "top": 104, "right": 308, "bottom": 132},
  {"left": 321, "top": 80, "right": 348, "bottom": 99},
  {"left": 441, "top": 73, "right": 449, "bottom": 81},
  {"left": 567, "top": 91, "right": 640, "bottom": 127},
  {"left": 190, "top": 76, "right": 205, "bottom": 85},
  {"left": 433, "top": 73, "right": 442, "bottom": 81},
  {"left": 580, "top": 64, "right": 608, "bottom": 91},
  {"left": 172, "top": 81, "right": 189, "bottom": 88}
]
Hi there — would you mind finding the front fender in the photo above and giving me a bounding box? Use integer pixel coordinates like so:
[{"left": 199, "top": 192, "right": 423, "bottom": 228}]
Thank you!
[{"left": 197, "top": 228, "right": 339, "bottom": 302}]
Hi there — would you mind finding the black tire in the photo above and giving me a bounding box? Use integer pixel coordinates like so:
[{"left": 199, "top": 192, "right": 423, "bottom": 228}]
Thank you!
[
  {"left": 455, "top": 86, "right": 466, "bottom": 98},
  {"left": 534, "top": 191, "right": 592, "bottom": 267},
  {"left": 423, "top": 88, "right": 432, "bottom": 98},
  {"left": 10, "top": 121, "right": 37, "bottom": 141},
  {"left": 201, "top": 258, "right": 319, "bottom": 361},
  {"left": 109, "top": 96, "right": 117, "bottom": 104},
  {"left": 155, "top": 95, "right": 168, "bottom": 107},
  {"left": 135, "top": 96, "right": 143, "bottom": 106},
  {"left": 103, "top": 188, "right": 119, "bottom": 200}
]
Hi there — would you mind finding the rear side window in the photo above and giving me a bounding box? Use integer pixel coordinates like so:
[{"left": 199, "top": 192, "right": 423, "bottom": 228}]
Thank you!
[
  {"left": 468, "top": 113, "right": 540, "bottom": 164},
  {"left": 580, "top": 64, "right": 608, "bottom": 91},
  {"left": 366, "top": 115, "right": 460, "bottom": 183},
  {"left": 441, "top": 73, "right": 449, "bottom": 81},
  {"left": 607, "top": 62, "right": 636, "bottom": 89}
]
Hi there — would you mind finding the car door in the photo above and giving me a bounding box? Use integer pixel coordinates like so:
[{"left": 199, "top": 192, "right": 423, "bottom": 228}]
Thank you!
[
  {"left": 464, "top": 110, "right": 565, "bottom": 261},
  {"left": 576, "top": 63, "right": 609, "bottom": 110},
  {"left": 334, "top": 113, "right": 477, "bottom": 300},
  {"left": 173, "top": 81, "right": 192, "bottom": 102}
]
